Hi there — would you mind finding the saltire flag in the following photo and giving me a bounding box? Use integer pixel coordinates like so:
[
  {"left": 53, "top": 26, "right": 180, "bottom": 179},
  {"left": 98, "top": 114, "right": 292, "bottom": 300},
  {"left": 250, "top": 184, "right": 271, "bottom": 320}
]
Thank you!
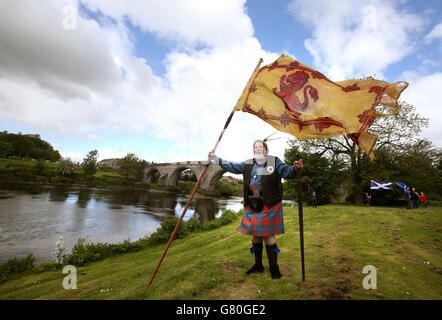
[
  {"left": 234, "top": 55, "right": 408, "bottom": 160},
  {"left": 371, "top": 180, "right": 393, "bottom": 190},
  {"left": 395, "top": 182, "right": 407, "bottom": 189}
]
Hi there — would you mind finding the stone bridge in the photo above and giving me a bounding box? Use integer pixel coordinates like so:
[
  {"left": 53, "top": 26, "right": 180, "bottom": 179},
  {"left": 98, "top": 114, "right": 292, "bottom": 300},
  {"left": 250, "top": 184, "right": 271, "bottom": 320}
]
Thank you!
[{"left": 142, "top": 160, "right": 227, "bottom": 191}]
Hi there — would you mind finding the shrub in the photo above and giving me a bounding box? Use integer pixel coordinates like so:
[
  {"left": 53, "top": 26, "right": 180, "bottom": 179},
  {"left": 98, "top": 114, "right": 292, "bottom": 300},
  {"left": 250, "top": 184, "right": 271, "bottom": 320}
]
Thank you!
[
  {"left": 63, "top": 238, "right": 101, "bottom": 266},
  {"left": 33, "top": 160, "right": 47, "bottom": 175},
  {"left": 0, "top": 254, "right": 36, "bottom": 283},
  {"left": 157, "top": 217, "right": 188, "bottom": 239},
  {"left": 57, "top": 158, "right": 75, "bottom": 176},
  {"left": 63, "top": 238, "right": 142, "bottom": 267},
  {"left": 185, "top": 219, "right": 202, "bottom": 233},
  {"left": 215, "top": 181, "right": 234, "bottom": 196}
]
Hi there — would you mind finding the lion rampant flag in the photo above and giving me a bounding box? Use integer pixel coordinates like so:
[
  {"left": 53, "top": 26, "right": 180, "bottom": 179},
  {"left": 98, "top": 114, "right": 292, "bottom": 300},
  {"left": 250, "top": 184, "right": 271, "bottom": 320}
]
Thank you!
[{"left": 234, "top": 55, "right": 408, "bottom": 159}]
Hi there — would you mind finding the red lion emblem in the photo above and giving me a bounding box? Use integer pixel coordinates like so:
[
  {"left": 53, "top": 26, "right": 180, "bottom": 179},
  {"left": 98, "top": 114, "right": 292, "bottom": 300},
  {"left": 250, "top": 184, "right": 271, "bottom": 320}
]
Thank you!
[{"left": 273, "top": 71, "right": 319, "bottom": 117}]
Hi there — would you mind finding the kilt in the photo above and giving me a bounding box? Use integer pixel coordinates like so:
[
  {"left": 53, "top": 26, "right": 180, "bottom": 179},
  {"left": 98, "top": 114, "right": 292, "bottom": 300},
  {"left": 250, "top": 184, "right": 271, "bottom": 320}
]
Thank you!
[{"left": 236, "top": 184, "right": 285, "bottom": 237}]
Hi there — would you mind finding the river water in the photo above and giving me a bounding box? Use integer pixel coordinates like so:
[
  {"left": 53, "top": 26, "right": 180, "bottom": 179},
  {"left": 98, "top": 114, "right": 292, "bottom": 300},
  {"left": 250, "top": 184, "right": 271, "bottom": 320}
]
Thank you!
[{"left": 0, "top": 184, "right": 247, "bottom": 264}]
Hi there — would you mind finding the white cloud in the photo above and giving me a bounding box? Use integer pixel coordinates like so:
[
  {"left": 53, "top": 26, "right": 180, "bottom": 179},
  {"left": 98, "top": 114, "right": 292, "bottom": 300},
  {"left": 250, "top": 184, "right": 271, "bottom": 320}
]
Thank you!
[
  {"left": 60, "top": 149, "right": 129, "bottom": 163},
  {"left": 425, "top": 23, "right": 442, "bottom": 43},
  {"left": 82, "top": 0, "right": 254, "bottom": 48},
  {"left": 400, "top": 72, "right": 442, "bottom": 147},
  {"left": 288, "top": 0, "right": 425, "bottom": 80},
  {"left": 0, "top": 0, "right": 292, "bottom": 165},
  {"left": 59, "top": 151, "right": 84, "bottom": 163},
  {"left": 0, "top": 0, "right": 162, "bottom": 138}
]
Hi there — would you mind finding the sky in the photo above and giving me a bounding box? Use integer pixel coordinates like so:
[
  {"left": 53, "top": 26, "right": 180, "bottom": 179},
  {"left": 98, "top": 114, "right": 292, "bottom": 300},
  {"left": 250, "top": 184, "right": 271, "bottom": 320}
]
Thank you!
[{"left": 1, "top": 0, "right": 441, "bottom": 165}]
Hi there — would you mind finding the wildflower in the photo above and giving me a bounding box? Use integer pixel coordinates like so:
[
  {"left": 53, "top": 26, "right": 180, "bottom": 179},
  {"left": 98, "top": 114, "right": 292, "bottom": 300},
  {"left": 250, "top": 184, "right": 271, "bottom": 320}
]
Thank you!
[{"left": 53, "top": 236, "right": 66, "bottom": 264}]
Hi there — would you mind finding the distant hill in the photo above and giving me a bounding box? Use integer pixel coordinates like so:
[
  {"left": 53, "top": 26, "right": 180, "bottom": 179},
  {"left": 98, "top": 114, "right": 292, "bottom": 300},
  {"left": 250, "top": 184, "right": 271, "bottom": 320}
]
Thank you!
[{"left": 0, "top": 131, "right": 61, "bottom": 161}]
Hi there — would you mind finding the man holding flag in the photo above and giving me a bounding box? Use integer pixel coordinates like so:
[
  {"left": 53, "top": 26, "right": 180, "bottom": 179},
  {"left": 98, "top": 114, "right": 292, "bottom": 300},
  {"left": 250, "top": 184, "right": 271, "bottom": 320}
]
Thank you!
[
  {"left": 148, "top": 54, "right": 408, "bottom": 286},
  {"left": 209, "top": 140, "right": 302, "bottom": 279}
]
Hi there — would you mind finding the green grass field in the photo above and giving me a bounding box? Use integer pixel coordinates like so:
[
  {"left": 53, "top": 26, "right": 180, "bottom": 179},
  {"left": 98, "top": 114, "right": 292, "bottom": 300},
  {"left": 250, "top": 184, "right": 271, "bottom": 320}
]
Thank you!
[{"left": 0, "top": 204, "right": 440, "bottom": 300}]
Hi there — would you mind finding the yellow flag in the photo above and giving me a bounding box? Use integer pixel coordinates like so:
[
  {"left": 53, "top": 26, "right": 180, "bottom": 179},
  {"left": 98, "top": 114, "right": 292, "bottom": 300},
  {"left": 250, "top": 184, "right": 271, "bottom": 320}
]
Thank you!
[{"left": 234, "top": 55, "right": 408, "bottom": 159}]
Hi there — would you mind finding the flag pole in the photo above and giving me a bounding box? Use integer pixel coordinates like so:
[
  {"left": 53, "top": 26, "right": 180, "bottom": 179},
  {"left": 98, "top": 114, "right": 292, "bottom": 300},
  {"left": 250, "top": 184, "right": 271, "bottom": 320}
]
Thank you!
[
  {"left": 296, "top": 165, "right": 306, "bottom": 282},
  {"left": 147, "top": 57, "right": 263, "bottom": 287}
]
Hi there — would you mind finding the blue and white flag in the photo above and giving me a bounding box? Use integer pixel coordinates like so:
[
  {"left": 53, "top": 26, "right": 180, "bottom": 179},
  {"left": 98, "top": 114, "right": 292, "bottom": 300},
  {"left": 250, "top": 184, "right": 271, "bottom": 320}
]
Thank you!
[
  {"left": 395, "top": 182, "right": 407, "bottom": 190},
  {"left": 371, "top": 180, "right": 393, "bottom": 190}
]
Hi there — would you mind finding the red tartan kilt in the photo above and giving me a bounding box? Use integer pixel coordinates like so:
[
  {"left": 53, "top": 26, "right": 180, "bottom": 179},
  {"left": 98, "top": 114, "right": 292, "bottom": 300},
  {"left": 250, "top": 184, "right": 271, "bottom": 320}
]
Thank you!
[{"left": 236, "top": 202, "right": 284, "bottom": 237}]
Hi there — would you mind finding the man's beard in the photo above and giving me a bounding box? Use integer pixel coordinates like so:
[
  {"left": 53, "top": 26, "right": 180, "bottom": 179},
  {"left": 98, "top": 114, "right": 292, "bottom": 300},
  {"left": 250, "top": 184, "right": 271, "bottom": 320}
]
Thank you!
[{"left": 254, "top": 152, "right": 265, "bottom": 160}]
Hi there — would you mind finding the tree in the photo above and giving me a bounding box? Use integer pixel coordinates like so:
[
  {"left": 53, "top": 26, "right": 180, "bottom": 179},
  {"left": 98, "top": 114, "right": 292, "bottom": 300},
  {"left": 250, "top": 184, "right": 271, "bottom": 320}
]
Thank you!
[
  {"left": 57, "top": 158, "right": 75, "bottom": 176},
  {"left": 0, "top": 131, "right": 61, "bottom": 161},
  {"left": 81, "top": 150, "right": 98, "bottom": 180},
  {"left": 117, "top": 153, "right": 142, "bottom": 178},
  {"left": 284, "top": 145, "right": 344, "bottom": 204},
  {"left": 294, "top": 102, "right": 429, "bottom": 204},
  {"left": 0, "top": 141, "right": 13, "bottom": 158},
  {"left": 392, "top": 140, "right": 441, "bottom": 200}
]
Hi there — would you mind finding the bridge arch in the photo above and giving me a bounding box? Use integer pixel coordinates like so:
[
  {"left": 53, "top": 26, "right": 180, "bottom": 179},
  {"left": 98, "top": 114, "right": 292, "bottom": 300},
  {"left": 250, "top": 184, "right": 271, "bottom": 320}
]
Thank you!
[
  {"left": 169, "top": 166, "right": 199, "bottom": 185},
  {"left": 207, "top": 168, "right": 228, "bottom": 191},
  {"left": 141, "top": 161, "right": 231, "bottom": 191},
  {"left": 144, "top": 168, "right": 161, "bottom": 184},
  {"left": 144, "top": 167, "right": 168, "bottom": 185}
]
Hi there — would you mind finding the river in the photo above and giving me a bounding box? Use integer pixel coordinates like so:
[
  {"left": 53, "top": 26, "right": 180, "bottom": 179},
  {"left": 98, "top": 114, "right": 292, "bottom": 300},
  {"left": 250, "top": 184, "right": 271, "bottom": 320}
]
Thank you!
[{"left": 0, "top": 184, "right": 248, "bottom": 264}]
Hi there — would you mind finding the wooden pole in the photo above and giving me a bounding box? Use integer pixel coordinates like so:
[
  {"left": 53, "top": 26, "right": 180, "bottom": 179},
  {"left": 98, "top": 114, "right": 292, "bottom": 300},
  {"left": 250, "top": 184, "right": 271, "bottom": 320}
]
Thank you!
[
  {"left": 147, "top": 58, "right": 263, "bottom": 287},
  {"left": 297, "top": 167, "right": 306, "bottom": 282}
]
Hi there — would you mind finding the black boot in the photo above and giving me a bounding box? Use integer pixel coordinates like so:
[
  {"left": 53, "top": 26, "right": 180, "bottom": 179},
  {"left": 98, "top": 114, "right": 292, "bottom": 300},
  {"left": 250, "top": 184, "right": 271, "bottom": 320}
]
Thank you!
[
  {"left": 266, "top": 244, "right": 282, "bottom": 279},
  {"left": 246, "top": 242, "right": 264, "bottom": 275}
]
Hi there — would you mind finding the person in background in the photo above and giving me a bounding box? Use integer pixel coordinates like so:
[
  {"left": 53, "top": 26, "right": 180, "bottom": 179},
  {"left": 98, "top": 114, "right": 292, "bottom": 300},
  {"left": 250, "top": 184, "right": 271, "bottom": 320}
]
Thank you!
[
  {"left": 419, "top": 192, "right": 428, "bottom": 208},
  {"left": 312, "top": 191, "right": 318, "bottom": 208},
  {"left": 410, "top": 187, "right": 420, "bottom": 210},
  {"left": 405, "top": 186, "right": 412, "bottom": 210},
  {"left": 364, "top": 192, "right": 372, "bottom": 207}
]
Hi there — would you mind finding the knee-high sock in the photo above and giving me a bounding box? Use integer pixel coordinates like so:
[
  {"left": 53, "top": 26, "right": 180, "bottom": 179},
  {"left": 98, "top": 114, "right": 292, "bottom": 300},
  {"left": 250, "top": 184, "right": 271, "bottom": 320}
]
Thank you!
[
  {"left": 265, "top": 243, "right": 279, "bottom": 266},
  {"left": 251, "top": 241, "right": 263, "bottom": 266}
]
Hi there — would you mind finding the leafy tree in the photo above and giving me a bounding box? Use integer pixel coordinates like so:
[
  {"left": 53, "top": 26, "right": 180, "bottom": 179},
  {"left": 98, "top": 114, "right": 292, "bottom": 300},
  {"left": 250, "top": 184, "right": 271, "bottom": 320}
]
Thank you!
[
  {"left": 81, "top": 150, "right": 98, "bottom": 180},
  {"left": 283, "top": 144, "right": 344, "bottom": 204},
  {"left": 0, "top": 141, "right": 13, "bottom": 157},
  {"left": 392, "top": 140, "right": 441, "bottom": 200},
  {"left": 295, "top": 102, "right": 429, "bottom": 204},
  {"left": 57, "top": 158, "right": 75, "bottom": 176},
  {"left": 0, "top": 132, "right": 61, "bottom": 161},
  {"left": 117, "top": 153, "right": 142, "bottom": 178}
]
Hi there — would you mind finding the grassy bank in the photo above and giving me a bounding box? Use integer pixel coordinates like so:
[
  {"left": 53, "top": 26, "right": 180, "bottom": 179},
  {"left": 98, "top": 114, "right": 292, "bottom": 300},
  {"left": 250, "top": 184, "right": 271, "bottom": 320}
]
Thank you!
[
  {"left": 0, "top": 158, "right": 145, "bottom": 187},
  {"left": 0, "top": 204, "right": 440, "bottom": 300}
]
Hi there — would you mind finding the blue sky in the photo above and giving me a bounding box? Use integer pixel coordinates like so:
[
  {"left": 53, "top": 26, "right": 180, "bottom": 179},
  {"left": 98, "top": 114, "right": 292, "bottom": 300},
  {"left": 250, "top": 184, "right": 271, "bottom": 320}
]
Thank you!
[{"left": 0, "top": 0, "right": 441, "bottom": 164}]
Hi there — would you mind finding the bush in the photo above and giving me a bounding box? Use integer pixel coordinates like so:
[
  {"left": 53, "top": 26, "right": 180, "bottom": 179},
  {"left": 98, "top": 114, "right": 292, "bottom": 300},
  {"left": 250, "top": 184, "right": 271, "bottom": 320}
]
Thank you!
[
  {"left": 149, "top": 217, "right": 188, "bottom": 241},
  {"left": 185, "top": 219, "right": 202, "bottom": 233},
  {"left": 215, "top": 181, "right": 235, "bottom": 196},
  {"left": 33, "top": 161, "right": 47, "bottom": 175},
  {"left": 0, "top": 254, "right": 36, "bottom": 283},
  {"left": 63, "top": 238, "right": 141, "bottom": 267},
  {"left": 57, "top": 158, "right": 75, "bottom": 176},
  {"left": 201, "top": 209, "right": 241, "bottom": 230},
  {"left": 36, "top": 261, "right": 58, "bottom": 272}
]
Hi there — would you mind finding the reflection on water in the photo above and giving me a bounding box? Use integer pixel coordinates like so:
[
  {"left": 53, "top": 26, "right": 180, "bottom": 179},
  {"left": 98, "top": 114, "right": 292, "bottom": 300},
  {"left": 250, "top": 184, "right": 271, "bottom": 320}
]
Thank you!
[{"left": 0, "top": 184, "right": 243, "bottom": 264}]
